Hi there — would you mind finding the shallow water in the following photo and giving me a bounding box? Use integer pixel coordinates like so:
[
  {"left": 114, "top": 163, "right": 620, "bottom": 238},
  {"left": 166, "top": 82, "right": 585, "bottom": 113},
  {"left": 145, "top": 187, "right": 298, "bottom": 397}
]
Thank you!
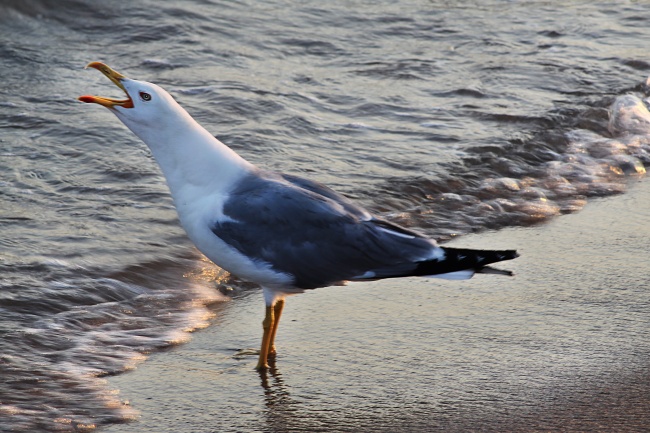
[{"left": 2, "top": 0, "right": 650, "bottom": 430}]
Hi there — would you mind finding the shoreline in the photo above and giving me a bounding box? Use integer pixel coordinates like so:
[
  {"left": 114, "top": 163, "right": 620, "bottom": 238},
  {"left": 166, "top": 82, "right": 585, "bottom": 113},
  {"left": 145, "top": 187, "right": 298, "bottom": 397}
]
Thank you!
[{"left": 105, "top": 178, "right": 650, "bottom": 432}]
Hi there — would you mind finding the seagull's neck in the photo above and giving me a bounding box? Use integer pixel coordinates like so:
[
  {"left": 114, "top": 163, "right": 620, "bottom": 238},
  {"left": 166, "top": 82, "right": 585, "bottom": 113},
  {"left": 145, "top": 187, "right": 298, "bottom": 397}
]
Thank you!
[{"left": 117, "top": 106, "right": 255, "bottom": 202}]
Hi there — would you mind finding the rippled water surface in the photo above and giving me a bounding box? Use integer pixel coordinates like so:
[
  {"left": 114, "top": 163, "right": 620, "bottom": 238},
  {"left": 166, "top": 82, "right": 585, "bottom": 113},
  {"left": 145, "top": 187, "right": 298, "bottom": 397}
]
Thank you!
[{"left": 2, "top": 0, "right": 650, "bottom": 431}]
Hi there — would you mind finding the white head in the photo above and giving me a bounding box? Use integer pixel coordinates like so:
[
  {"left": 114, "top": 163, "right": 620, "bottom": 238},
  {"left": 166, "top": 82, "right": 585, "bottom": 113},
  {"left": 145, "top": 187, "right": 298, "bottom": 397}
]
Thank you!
[
  {"left": 78, "top": 61, "right": 253, "bottom": 193},
  {"left": 78, "top": 62, "right": 194, "bottom": 142}
]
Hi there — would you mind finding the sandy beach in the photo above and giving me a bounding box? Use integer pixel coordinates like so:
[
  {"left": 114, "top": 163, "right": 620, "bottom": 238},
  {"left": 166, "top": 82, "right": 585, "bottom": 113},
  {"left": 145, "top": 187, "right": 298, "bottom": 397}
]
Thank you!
[{"left": 102, "top": 178, "right": 650, "bottom": 433}]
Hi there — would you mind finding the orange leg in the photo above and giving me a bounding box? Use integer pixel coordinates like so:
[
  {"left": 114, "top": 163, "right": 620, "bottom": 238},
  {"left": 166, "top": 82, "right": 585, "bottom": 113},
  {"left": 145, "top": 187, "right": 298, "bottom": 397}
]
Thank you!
[
  {"left": 256, "top": 305, "right": 274, "bottom": 370},
  {"left": 268, "top": 299, "right": 285, "bottom": 357}
]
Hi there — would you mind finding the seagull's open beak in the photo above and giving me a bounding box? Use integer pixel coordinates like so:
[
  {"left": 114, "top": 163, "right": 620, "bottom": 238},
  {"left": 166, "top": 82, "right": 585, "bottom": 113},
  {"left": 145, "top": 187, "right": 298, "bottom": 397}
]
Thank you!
[{"left": 78, "top": 62, "right": 134, "bottom": 109}]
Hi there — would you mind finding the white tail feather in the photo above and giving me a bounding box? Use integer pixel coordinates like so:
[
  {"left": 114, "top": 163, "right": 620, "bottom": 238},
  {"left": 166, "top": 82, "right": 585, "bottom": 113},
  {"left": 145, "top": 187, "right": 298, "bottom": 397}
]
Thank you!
[{"left": 427, "top": 270, "right": 475, "bottom": 280}]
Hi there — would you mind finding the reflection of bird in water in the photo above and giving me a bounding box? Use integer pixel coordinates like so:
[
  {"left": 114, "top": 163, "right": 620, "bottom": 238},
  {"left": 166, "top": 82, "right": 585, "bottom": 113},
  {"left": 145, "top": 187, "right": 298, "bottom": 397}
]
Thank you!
[
  {"left": 259, "top": 366, "right": 299, "bottom": 431},
  {"left": 79, "top": 62, "right": 519, "bottom": 370}
]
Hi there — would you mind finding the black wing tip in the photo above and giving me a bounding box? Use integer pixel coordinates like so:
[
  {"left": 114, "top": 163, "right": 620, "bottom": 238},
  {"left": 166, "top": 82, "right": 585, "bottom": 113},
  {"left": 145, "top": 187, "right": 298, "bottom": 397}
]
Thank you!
[
  {"left": 485, "top": 248, "right": 519, "bottom": 262},
  {"left": 442, "top": 247, "right": 520, "bottom": 261},
  {"left": 495, "top": 249, "right": 519, "bottom": 257},
  {"left": 479, "top": 251, "right": 519, "bottom": 276}
]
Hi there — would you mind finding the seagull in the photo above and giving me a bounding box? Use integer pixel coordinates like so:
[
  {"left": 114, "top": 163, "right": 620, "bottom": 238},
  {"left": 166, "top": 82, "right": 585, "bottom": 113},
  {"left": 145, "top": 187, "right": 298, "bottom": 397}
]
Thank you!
[{"left": 79, "top": 62, "right": 519, "bottom": 370}]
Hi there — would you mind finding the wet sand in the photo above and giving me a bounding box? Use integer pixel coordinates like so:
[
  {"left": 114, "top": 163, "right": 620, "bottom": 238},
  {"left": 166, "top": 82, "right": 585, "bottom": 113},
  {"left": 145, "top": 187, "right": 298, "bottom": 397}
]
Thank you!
[{"left": 105, "top": 179, "right": 650, "bottom": 433}]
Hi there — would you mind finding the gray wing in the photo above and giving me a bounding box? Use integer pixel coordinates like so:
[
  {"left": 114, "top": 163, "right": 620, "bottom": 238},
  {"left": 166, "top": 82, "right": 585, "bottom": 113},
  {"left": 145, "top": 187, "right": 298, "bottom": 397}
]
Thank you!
[
  {"left": 211, "top": 170, "right": 438, "bottom": 289},
  {"left": 278, "top": 172, "right": 370, "bottom": 220}
]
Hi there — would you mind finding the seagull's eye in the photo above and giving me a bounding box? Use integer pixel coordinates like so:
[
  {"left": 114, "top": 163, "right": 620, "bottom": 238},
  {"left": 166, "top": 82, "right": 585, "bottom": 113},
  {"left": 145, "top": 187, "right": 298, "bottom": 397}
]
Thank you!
[{"left": 139, "top": 92, "right": 152, "bottom": 102}]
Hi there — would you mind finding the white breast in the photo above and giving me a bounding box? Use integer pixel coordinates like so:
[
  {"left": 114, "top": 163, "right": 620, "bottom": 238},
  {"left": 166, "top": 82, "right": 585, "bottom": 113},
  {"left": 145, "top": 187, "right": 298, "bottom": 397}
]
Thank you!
[{"left": 174, "top": 190, "right": 293, "bottom": 290}]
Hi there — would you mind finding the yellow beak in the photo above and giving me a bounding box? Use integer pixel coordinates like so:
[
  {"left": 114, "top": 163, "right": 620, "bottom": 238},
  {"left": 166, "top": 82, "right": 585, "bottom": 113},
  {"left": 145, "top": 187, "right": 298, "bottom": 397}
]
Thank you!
[{"left": 78, "top": 62, "right": 134, "bottom": 109}]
